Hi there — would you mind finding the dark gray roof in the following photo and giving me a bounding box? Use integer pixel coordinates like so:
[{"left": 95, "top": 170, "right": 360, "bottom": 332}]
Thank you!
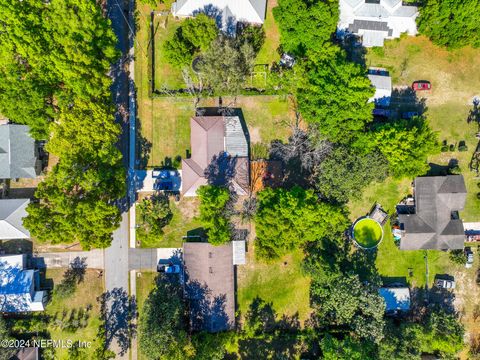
[
  {"left": 183, "top": 242, "right": 235, "bottom": 332},
  {"left": 399, "top": 175, "right": 467, "bottom": 250},
  {"left": 348, "top": 19, "right": 393, "bottom": 36},
  {"left": 0, "top": 125, "right": 37, "bottom": 179}
]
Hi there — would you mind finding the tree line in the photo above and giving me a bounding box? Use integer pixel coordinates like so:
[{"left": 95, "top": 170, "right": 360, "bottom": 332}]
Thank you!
[{"left": 0, "top": 0, "right": 125, "bottom": 249}]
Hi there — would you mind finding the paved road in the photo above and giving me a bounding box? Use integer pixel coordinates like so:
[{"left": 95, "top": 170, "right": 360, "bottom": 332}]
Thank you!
[{"left": 105, "top": 0, "right": 133, "bottom": 358}]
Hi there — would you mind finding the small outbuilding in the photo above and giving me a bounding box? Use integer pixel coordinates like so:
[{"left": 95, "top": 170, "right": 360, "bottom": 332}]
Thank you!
[
  {"left": 379, "top": 286, "right": 411, "bottom": 313},
  {"left": 368, "top": 68, "right": 392, "bottom": 107}
]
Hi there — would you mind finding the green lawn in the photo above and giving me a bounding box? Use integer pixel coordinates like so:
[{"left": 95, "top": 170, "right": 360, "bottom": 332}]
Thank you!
[
  {"left": 153, "top": 14, "right": 185, "bottom": 90},
  {"left": 136, "top": 271, "right": 157, "bottom": 360},
  {"left": 138, "top": 95, "right": 293, "bottom": 168},
  {"left": 353, "top": 218, "right": 383, "bottom": 248},
  {"left": 237, "top": 248, "right": 311, "bottom": 324},
  {"left": 254, "top": 0, "right": 281, "bottom": 67},
  {"left": 38, "top": 269, "right": 104, "bottom": 359},
  {"left": 350, "top": 36, "right": 480, "bottom": 221},
  {"left": 376, "top": 223, "right": 453, "bottom": 287},
  {"left": 137, "top": 197, "right": 202, "bottom": 248}
]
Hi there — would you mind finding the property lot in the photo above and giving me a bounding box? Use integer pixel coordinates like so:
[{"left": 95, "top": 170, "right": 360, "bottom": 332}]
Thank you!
[
  {"left": 358, "top": 35, "right": 480, "bottom": 222},
  {"left": 351, "top": 36, "right": 480, "bottom": 357},
  {"left": 236, "top": 247, "right": 312, "bottom": 325},
  {"left": 9, "top": 269, "right": 105, "bottom": 359}
]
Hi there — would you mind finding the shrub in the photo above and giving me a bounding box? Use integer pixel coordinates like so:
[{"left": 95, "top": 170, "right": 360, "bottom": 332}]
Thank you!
[{"left": 449, "top": 249, "right": 465, "bottom": 265}]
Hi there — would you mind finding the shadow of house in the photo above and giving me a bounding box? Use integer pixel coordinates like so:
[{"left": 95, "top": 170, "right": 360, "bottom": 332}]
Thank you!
[
  {"left": 182, "top": 109, "right": 250, "bottom": 196},
  {"left": 183, "top": 242, "right": 235, "bottom": 332}
]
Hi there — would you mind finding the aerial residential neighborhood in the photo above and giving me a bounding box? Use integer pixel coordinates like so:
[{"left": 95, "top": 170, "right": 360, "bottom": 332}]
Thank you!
[{"left": 1, "top": 0, "right": 480, "bottom": 359}]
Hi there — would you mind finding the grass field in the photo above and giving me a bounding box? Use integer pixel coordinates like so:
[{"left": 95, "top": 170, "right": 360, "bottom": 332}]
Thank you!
[
  {"left": 237, "top": 247, "right": 311, "bottom": 324},
  {"left": 351, "top": 36, "right": 480, "bottom": 222},
  {"left": 44, "top": 269, "right": 104, "bottom": 359},
  {"left": 136, "top": 271, "right": 157, "bottom": 360},
  {"left": 375, "top": 223, "right": 452, "bottom": 287},
  {"left": 137, "top": 197, "right": 202, "bottom": 248},
  {"left": 255, "top": 0, "right": 281, "bottom": 67}
]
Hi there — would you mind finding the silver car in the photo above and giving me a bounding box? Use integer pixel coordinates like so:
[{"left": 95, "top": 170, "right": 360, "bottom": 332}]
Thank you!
[{"left": 435, "top": 278, "right": 456, "bottom": 289}]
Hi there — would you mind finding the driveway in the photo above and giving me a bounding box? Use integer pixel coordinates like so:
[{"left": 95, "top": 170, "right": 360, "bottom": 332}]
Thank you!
[
  {"left": 31, "top": 249, "right": 104, "bottom": 269},
  {"left": 129, "top": 248, "right": 182, "bottom": 270}
]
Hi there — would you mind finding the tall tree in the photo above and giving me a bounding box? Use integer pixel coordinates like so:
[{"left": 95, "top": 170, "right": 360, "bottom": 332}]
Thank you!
[
  {"left": 138, "top": 277, "right": 194, "bottom": 360},
  {"left": 310, "top": 274, "right": 386, "bottom": 344},
  {"left": 417, "top": 0, "right": 480, "bottom": 49},
  {"left": 254, "top": 186, "right": 348, "bottom": 259},
  {"left": 199, "top": 37, "right": 255, "bottom": 96},
  {"left": 373, "top": 117, "right": 438, "bottom": 178},
  {"left": 316, "top": 146, "right": 389, "bottom": 203},
  {"left": 298, "top": 51, "right": 375, "bottom": 143},
  {"left": 197, "top": 185, "right": 232, "bottom": 245},
  {"left": 273, "top": 0, "right": 339, "bottom": 57}
]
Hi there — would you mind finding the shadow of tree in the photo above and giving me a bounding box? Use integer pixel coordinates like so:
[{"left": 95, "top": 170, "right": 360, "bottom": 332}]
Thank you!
[
  {"left": 204, "top": 152, "right": 238, "bottom": 187},
  {"left": 238, "top": 297, "right": 304, "bottom": 359},
  {"left": 98, "top": 287, "right": 136, "bottom": 356}
]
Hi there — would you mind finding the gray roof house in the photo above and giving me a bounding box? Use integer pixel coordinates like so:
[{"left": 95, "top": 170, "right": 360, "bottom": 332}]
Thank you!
[
  {"left": 398, "top": 175, "right": 467, "bottom": 250},
  {"left": 182, "top": 115, "right": 250, "bottom": 196},
  {"left": 0, "top": 199, "right": 30, "bottom": 240},
  {"left": 183, "top": 242, "right": 236, "bottom": 332},
  {"left": 338, "top": 0, "right": 419, "bottom": 47},
  {"left": 0, "top": 254, "right": 46, "bottom": 313},
  {"left": 172, "top": 0, "right": 266, "bottom": 32},
  {"left": 368, "top": 67, "right": 392, "bottom": 106},
  {"left": 0, "top": 124, "right": 40, "bottom": 179}
]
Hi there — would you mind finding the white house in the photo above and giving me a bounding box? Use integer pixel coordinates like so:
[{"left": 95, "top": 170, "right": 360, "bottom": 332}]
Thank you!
[
  {"left": 171, "top": 0, "right": 266, "bottom": 32},
  {"left": 0, "top": 254, "right": 46, "bottom": 313},
  {"left": 0, "top": 199, "right": 30, "bottom": 240},
  {"left": 368, "top": 67, "right": 392, "bottom": 106},
  {"left": 338, "top": 0, "right": 419, "bottom": 47}
]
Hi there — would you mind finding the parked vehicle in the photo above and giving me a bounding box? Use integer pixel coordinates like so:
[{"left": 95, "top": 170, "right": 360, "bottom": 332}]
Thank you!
[
  {"left": 157, "top": 263, "right": 181, "bottom": 274},
  {"left": 412, "top": 81, "right": 431, "bottom": 91},
  {"left": 434, "top": 277, "right": 455, "bottom": 289},
  {"left": 401, "top": 111, "right": 420, "bottom": 119},
  {"left": 465, "top": 247, "right": 474, "bottom": 268}
]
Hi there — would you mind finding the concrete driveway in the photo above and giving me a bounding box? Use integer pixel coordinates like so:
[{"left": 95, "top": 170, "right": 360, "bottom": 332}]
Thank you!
[{"left": 32, "top": 249, "right": 104, "bottom": 269}]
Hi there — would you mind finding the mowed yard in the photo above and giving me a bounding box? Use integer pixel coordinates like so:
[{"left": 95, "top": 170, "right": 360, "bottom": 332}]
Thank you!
[
  {"left": 350, "top": 36, "right": 480, "bottom": 355},
  {"left": 236, "top": 246, "right": 312, "bottom": 325}
]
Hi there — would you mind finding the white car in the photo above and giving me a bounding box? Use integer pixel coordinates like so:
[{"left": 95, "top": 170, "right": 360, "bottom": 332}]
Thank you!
[
  {"left": 435, "top": 278, "right": 455, "bottom": 289},
  {"left": 466, "top": 248, "right": 474, "bottom": 269}
]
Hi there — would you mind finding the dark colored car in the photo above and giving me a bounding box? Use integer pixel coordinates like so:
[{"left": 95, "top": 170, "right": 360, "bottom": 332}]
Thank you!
[{"left": 412, "top": 81, "right": 431, "bottom": 91}]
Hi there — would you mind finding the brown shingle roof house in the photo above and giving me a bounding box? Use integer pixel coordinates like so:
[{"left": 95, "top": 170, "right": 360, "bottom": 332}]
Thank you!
[
  {"left": 398, "top": 175, "right": 467, "bottom": 250},
  {"left": 182, "top": 115, "right": 249, "bottom": 196},
  {"left": 183, "top": 242, "right": 235, "bottom": 332}
]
